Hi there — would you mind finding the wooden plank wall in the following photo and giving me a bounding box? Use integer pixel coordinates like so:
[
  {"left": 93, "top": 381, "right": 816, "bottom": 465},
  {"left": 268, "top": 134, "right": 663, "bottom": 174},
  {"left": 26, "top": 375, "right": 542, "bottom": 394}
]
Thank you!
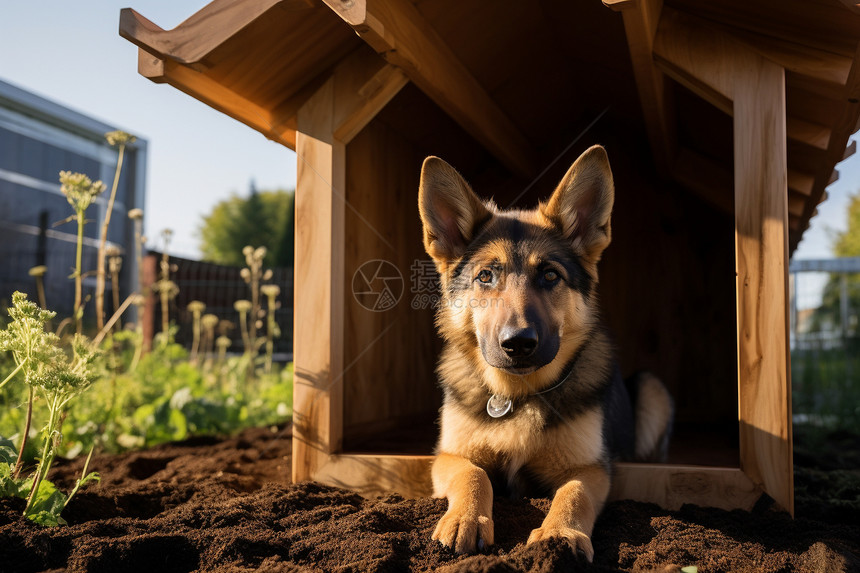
[
  {"left": 595, "top": 131, "right": 739, "bottom": 432},
  {"left": 342, "top": 118, "right": 443, "bottom": 449},
  {"left": 368, "top": 87, "right": 742, "bottom": 454}
]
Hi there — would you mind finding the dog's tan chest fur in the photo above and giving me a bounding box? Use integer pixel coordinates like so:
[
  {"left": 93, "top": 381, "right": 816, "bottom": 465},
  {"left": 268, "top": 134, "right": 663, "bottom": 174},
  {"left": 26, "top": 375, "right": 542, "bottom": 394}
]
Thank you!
[{"left": 437, "top": 398, "right": 606, "bottom": 491}]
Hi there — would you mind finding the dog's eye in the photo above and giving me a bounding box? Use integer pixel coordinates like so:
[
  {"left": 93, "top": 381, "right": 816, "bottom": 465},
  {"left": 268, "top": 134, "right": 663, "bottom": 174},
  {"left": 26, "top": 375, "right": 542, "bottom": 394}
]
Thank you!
[
  {"left": 477, "top": 269, "right": 494, "bottom": 284},
  {"left": 543, "top": 269, "right": 559, "bottom": 283}
]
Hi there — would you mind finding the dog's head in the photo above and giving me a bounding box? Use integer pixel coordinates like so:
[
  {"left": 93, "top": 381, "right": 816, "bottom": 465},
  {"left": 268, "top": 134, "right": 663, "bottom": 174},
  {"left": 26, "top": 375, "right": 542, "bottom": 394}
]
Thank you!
[{"left": 418, "top": 146, "right": 614, "bottom": 391}]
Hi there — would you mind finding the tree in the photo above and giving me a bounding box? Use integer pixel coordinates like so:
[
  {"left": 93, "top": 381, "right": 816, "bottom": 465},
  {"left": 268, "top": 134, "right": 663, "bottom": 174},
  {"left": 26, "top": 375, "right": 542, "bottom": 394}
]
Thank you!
[
  {"left": 833, "top": 191, "right": 860, "bottom": 258},
  {"left": 197, "top": 182, "right": 295, "bottom": 268},
  {"left": 811, "top": 191, "right": 860, "bottom": 333}
]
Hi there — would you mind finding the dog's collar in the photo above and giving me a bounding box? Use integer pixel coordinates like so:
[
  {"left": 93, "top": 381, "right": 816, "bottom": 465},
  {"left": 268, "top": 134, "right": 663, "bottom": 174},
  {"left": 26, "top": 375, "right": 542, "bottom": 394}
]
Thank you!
[{"left": 486, "top": 363, "right": 575, "bottom": 418}]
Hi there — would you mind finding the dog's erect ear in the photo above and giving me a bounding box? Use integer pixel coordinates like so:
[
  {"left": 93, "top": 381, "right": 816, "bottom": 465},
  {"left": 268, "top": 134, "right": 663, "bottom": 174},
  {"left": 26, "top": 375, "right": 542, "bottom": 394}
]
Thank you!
[
  {"left": 541, "top": 145, "right": 614, "bottom": 265},
  {"left": 419, "top": 156, "right": 491, "bottom": 264}
]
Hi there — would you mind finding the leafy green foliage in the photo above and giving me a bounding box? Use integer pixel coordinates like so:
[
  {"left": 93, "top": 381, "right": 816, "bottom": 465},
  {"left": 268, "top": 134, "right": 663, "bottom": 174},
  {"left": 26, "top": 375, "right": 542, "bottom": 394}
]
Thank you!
[
  {"left": 0, "top": 438, "right": 25, "bottom": 498},
  {"left": 792, "top": 341, "right": 860, "bottom": 430},
  {"left": 0, "top": 317, "right": 292, "bottom": 526},
  {"left": 0, "top": 292, "right": 103, "bottom": 524},
  {"left": 833, "top": 192, "right": 860, "bottom": 258},
  {"left": 14, "top": 331, "right": 294, "bottom": 457},
  {"left": 1, "top": 137, "right": 293, "bottom": 528},
  {"left": 0, "top": 292, "right": 62, "bottom": 388},
  {"left": 198, "top": 186, "right": 295, "bottom": 268},
  {"left": 0, "top": 448, "right": 93, "bottom": 527},
  {"left": 25, "top": 479, "right": 68, "bottom": 526},
  {"left": 0, "top": 461, "right": 24, "bottom": 498},
  {"left": 0, "top": 436, "right": 76, "bottom": 527}
]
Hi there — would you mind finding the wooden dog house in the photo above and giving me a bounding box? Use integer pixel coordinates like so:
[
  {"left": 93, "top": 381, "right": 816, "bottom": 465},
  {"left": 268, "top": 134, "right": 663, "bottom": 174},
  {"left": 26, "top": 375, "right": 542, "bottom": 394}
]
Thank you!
[{"left": 121, "top": 0, "right": 860, "bottom": 514}]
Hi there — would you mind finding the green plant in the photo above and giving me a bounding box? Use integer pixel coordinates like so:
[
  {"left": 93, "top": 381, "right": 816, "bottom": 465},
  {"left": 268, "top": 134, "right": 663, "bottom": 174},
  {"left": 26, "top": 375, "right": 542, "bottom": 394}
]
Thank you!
[
  {"left": 187, "top": 301, "right": 206, "bottom": 364},
  {"left": 260, "top": 284, "right": 281, "bottom": 374},
  {"left": 0, "top": 292, "right": 62, "bottom": 478},
  {"left": 59, "top": 171, "right": 106, "bottom": 334},
  {"left": 234, "top": 299, "right": 253, "bottom": 358},
  {"left": 0, "top": 436, "right": 98, "bottom": 527},
  {"left": 200, "top": 314, "right": 219, "bottom": 372},
  {"left": 153, "top": 230, "right": 179, "bottom": 340},
  {"left": 0, "top": 292, "right": 100, "bottom": 525},
  {"left": 240, "top": 245, "right": 272, "bottom": 355},
  {"left": 128, "top": 208, "right": 146, "bottom": 370},
  {"left": 28, "top": 265, "right": 48, "bottom": 311},
  {"left": 95, "top": 131, "right": 136, "bottom": 332},
  {"left": 792, "top": 338, "right": 860, "bottom": 432},
  {"left": 107, "top": 246, "right": 124, "bottom": 331}
]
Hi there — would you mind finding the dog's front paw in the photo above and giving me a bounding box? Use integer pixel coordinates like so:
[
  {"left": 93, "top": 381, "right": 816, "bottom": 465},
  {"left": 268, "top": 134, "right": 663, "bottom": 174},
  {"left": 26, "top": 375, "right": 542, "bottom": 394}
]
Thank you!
[
  {"left": 527, "top": 526, "right": 594, "bottom": 562},
  {"left": 432, "top": 508, "right": 494, "bottom": 554}
]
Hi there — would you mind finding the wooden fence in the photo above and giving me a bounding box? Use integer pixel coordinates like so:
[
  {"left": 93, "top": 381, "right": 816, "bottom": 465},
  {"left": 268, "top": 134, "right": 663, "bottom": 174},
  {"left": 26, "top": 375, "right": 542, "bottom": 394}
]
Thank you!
[{"left": 142, "top": 251, "right": 293, "bottom": 360}]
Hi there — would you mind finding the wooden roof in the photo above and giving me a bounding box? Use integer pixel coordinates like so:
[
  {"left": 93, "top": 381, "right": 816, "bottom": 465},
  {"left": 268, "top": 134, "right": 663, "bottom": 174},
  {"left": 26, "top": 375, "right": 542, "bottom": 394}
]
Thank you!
[{"left": 120, "top": 0, "right": 860, "bottom": 252}]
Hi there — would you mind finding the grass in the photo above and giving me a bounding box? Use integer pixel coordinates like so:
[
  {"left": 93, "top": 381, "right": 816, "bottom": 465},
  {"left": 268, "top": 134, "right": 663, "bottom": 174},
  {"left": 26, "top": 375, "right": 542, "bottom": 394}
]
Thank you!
[{"left": 792, "top": 336, "right": 860, "bottom": 433}]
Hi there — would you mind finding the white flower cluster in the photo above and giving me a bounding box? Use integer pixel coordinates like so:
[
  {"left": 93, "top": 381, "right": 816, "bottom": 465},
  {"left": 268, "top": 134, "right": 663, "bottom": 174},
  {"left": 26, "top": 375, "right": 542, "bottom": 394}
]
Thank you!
[{"left": 59, "top": 171, "right": 106, "bottom": 213}]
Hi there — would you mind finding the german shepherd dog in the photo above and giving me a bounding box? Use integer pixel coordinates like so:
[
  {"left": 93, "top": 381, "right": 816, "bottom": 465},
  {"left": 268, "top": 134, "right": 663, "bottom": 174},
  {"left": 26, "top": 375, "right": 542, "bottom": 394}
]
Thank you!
[{"left": 418, "top": 145, "right": 673, "bottom": 561}]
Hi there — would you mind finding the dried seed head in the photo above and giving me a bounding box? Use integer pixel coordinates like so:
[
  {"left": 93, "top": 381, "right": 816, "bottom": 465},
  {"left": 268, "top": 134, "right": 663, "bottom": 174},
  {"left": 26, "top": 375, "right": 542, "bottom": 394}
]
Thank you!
[
  {"left": 105, "top": 130, "right": 137, "bottom": 147},
  {"left": 187, "top": 300, "right": 206, "bottom": 314},
  {"left": 154, "top": 279, "right": 179, "bottom": 298},
  {"left": 216, "top": 336, "right": 232, "bottom": 349},
  {"left": 59, "top": 171, "right": 106, "bottom": 212},
  {"left": 202, "top": 314, "right": 219, "bottom": 330},
  {"left": 261, "top": 284, "right": 280, "bottom": 298},
  {"left": 128, "top": 208, "right": 144, "bottom": 220},
  {"left": 28, "top": 265, "right": 47, "bottom": 277},
  {"left": 234, "top": 300, "right": 252, "bottom": 313}
]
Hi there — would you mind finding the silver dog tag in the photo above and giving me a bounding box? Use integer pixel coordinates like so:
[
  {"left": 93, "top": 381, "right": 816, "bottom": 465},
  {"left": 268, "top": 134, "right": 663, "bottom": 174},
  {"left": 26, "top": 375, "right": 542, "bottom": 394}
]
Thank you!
[{"left": 486, "top": 394, "right": 513, "bottom": 418}]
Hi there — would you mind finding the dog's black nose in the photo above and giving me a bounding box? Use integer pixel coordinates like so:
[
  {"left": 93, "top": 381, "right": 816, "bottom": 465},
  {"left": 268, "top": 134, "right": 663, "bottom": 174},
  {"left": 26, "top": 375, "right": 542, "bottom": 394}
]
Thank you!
[{"left": 499, "top": 327, "right": 538, "bottom": 359}]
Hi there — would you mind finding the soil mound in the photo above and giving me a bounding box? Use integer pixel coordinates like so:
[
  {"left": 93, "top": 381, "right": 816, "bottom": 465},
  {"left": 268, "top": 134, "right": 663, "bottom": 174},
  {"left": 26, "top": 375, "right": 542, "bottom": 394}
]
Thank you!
[{"left": 1, "top": 426, "right": 858, "bottom": 572}]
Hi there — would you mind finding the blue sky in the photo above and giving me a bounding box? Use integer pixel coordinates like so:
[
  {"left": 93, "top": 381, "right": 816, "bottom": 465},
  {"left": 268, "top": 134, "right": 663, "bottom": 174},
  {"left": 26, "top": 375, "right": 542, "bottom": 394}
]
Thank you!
[
  {"left": 0, "top": 1, "right": 856, "bottom": 264},
  {"left": 1, "top": 1, "right": 297, "bottom": 259}
]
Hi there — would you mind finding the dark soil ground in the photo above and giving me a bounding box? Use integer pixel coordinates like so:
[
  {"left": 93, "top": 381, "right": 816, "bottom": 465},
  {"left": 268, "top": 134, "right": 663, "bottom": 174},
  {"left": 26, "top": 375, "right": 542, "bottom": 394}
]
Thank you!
[{"left": 1, "top": 425, "right": 859, "bottom": 573}]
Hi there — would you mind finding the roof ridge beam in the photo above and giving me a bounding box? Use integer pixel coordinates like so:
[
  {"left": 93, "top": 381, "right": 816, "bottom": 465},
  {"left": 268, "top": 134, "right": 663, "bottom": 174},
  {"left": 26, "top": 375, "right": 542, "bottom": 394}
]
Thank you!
[
  {"left": 604, "top": 0, "right": 675, "bottom": 177},
  {"left": 320, "top": 0, "right": 537, "bottom": 178}
]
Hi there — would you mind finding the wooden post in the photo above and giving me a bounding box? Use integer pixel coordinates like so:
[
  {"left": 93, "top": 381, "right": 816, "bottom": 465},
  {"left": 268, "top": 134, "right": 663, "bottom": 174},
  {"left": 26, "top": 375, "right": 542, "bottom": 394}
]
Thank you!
[
  {"left": 292, "top": 48, "right": 408, "bottom": 485},
  {"left": 733, "top": 58, "right": 793, "bottom": 515},
  {"left": 293, "top": 77, "right": 346, "bottom": 481},
  {"left": 652, "top": 8, "right": 793, "bottom": 514}
]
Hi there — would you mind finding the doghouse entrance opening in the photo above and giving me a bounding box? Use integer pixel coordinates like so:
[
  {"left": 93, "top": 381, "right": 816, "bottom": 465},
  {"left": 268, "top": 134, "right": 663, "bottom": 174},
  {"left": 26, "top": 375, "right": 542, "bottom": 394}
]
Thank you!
[{"left": 339, "top": 85, "right": 741, "bottom": 470}]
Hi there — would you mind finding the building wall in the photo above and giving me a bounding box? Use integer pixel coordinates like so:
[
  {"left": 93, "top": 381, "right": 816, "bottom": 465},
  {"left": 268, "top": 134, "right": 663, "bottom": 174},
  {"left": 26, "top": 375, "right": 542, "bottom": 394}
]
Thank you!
[{"left": 0, "top": 79, "right": 146, "bottom": 321}]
